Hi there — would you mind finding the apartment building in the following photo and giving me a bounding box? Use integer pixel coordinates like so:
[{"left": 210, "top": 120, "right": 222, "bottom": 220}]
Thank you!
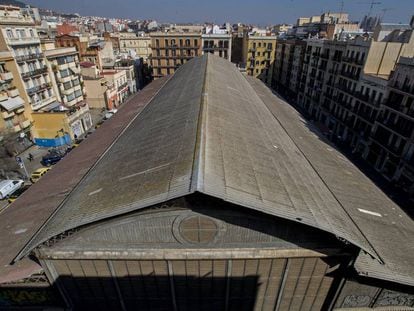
[
  {"left": 101, "top": 69, "right": 129, "bottom": 105},
  {"left": 271, "top": 39, "right": 306, "bottom": 100},
  {"left": 119, "top": 32, "right": 151, "bottom": 61},
  {"left": 368, "top": 57, "right": 414, "bottom": 196},
  {"left": 80, "top": 62, "right": 128, "bottom": 110},
  {"left": 103, "top": 32, "right": 120, "bottom": 54},
  {"left": 0, "top": 50, "right": 32, "bottom": 151},
  {"left": 244, "top": 34, "right": 277, "bottom": 85},
  {"left": 201, "top": 33, "right": 232, "bottom": 61},
  {"left": 45, "top": 47, "right": 83, "bottom": 106},
  {"left": 149, "top": 32, "right": 201, "bottom": 78},
  {"left": 114, "top": 59, "right": 137, "bottom": 94},
  {"left": 56, "top": 34, "right": 114, "bottom": 71},
  {"left": 0, "top": 5, "right": 56, "bottom": 114},
  {"left": 298, "top": 25, "right": 414, "bottom": 151}
]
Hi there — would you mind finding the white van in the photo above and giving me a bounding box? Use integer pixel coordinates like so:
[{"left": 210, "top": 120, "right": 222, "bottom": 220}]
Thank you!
[{"left": 0, "top": 179, "right": 24, "bottom": 200}]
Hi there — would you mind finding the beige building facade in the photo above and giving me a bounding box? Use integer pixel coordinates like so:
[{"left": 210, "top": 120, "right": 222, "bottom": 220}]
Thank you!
[
  {"left": 149, "top": 32, "right": 202, "bottom": 78},
  {"left": 245, "top": 35, "right": 277, "bottom": 85},
  {"left": 119, "top": 33, "right": 151, "bottom": 61},
  {"left": 0, "top": 50, "right": 31, "bottom": 144},
  {"left": 201, "top": 33, "right": 231, "bottom": 61}
]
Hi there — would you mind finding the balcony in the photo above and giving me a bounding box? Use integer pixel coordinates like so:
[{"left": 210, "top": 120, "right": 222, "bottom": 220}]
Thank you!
[
  {"left": 340, "top": 70, "right": 359, "bottom": 81},
  {"left": 15, "top": 107, "right": 25, "bottom": 114},
  {"left": 118, "top": 82, "right": 128, "bottom": 92},
  {"left": 21, "top": 119, "right": 31, "bottom": 129},
  {"left": 27, "top": 83, "right": 52, "bottom": 95},
  {"left": 21, "top": 66, "right": 48, "bottom": 80},
  {"left": 31, "top": 96, "right": 56, "bottom": 111},
  {"left": 0, "top": 72, "right": 13, "bottom": 81},
  {"left": 7, "top": 88, "right": 19, "bottom": 97},
  {"left": 15, "top": 53, "right": 44, "bottom": 63},
  {"left": 6, "top": 36, "right": 40, "bottom": 46},
  {"left": 332, "top": 55, "right": 342, "bottom": 62},
  {"left": 13, "top": 124, "right": 21, "bottom": 133},
  {"left": 320, "top": 53, "right": 329, "bottom": 60},
  {"left": 0, "top": 14, "right": 34, "bottom": 24},
  {"left": 0, "top": 93, "right": 7, "bottom": 101},
  {"left": 67, "top": 104, "right": 89, "bottom": 123},
  {"left": 65, "top": 96, "right": 83, "bottom": 107},
  {"left": 57, "top": 74, "right": 72, "bottom": 83},
  {"left": 1, "top": 111, "right": 15, "bottom": 119}
]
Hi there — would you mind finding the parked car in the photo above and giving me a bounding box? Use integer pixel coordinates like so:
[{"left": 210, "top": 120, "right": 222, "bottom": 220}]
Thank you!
[
  {"left": 95, "top": 120, "right": 104, "bottom": 129},
  {"left": 104, "top": 109, "right": 117, "bottom": 120},
  {"left": 0, "top": 179, "right": 24, "bottom": 200},
  {"left": 8, "top": 185, "right": 30, "bottom": 203},
  {"left": 40, "top": 152, "right": 64, "bottom": 166},
  {"left": 30, "top": 167, "right": 51, "bottom": 183}
]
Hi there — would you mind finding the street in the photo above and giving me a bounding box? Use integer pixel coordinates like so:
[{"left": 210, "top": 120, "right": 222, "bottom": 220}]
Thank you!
[{"left": 0, "top": 144, "right": 49, "bottom": 213}]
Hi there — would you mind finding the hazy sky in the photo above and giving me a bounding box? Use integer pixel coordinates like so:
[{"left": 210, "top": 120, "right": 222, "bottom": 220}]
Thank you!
[{"left": 26, "top": 0, "right": 414, "bottom": 25}]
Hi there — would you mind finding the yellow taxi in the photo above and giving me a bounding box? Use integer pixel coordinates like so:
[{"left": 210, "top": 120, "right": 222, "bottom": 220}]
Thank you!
[{"left": 30, "top": 167, "right": 51, "bottom": 183}]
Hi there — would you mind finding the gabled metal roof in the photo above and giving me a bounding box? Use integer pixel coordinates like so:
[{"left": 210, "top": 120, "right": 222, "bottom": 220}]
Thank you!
[{"left": 13, "top": 54, "right": 414, "bottom": 286}]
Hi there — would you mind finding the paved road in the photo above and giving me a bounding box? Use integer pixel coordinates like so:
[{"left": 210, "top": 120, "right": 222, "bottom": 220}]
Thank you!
[{"left": 0, "top": 145, "right": 49, "bottom": 213}]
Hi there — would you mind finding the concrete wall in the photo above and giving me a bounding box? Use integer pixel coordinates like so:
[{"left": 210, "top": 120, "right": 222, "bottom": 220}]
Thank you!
[
  {"left": 365, "top": 41, "right": 414, "bottom": 76},
  {"left": 31, "top": 112, "right": 69, "bottom": 139},
  {"left": 84, "top": 79, "right": 107, "bottom": 109}
]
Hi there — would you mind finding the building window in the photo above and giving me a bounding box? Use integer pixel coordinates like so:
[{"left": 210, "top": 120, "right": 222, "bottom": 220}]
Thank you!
[
  {"left": 6, "top": 29, "right": 13, "bottom": 38},
  {"left": 155, "top": 39, "right": 159, "bottom": 47},
  {"left": 60, "top": 69, "right": 70, "bottom": 78},
  {"left": 63, "top": 81, "right": 72, "bottom": 90},
  {"left": 67, "top": 93, "right": 75, "bottom": 102},
  {"left": 185, "top": 39, "right": 190, "bottom": 46},
  {"left": 29, "top": 29, "right": 34, "bottom": 37}
]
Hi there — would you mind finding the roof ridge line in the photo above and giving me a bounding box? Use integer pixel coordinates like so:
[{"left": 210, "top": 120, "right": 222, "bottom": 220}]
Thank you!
[{"left": 190, "top": 54, "right": 209, "bottom": 193}]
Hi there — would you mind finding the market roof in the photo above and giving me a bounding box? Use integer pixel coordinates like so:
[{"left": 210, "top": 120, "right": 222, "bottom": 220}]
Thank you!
[{"left": 2, "top": 54, "right": 414, "bottom": 286}]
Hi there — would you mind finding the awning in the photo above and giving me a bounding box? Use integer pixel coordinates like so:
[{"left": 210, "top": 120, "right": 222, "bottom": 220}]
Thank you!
[
  {"left": 0, "top": 96, "right": 24, "bottom": 111},
  {"left": 39, "top": 101, "right": 67, "bottom": 112}
]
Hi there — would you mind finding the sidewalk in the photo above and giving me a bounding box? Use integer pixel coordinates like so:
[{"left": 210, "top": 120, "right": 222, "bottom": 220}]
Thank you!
[{"left": 16, "top": 144, "right": 49, "bottom": 180}]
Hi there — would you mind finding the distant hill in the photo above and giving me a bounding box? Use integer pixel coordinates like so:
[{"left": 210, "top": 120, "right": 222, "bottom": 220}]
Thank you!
[{"left": 0, "top": 0, "right": 26, "bottom": 8}]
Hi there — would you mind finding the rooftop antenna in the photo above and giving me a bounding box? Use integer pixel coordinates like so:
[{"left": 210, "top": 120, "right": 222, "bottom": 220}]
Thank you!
[
  {"left": 339, "top": 0, "right": 344, "bottom": 21},
  {"left": 380, "top": 8, "right": 394, "bottom": 20},
  {"left": 357, "top": 1, "right": 382, "bottom": 18},
  {"left": 368, "top": 1, "right": 382, "bottom": 18}
]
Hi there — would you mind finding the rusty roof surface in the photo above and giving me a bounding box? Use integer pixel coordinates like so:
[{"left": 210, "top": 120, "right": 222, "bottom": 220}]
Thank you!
[
  {"left": 2, "top": 54, "right": 414, "bottom": 287},
  {"left": 0, "top": 76, "right": 169, "bottom": 283}
]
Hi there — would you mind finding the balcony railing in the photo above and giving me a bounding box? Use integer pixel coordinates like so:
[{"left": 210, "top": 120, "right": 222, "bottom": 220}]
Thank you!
[
  {"left": 1, "top": 111, "right": 15, "bottom": 119},
  {"left": 340, "top": 70, "right": 360, "bottom": 81},
  {"left": 67, "top": 104, "right": 89, "bottom": 123},
  {"left": 0, "top": 71, "right": 13, "bottom": 81},
  {"left": 6, "top": 36, "right": 40, "bottom": 46},
  {"left": 27, "top": 82, "right": 52, "bottom": 95},
  {"left": 15, "top": 53, "right": 44, "bottom": 63},
  {"left": 21, "top": 66, "right": 48, "bottom": 80},
  {"left": 118, "top": 82, "right": 128, "bottom": 92}
]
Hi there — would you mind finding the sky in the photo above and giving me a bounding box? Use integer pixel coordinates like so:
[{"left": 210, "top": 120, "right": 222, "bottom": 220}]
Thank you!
[{"left": 26, "top": 0, "right": 414, "bottom": 25}]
